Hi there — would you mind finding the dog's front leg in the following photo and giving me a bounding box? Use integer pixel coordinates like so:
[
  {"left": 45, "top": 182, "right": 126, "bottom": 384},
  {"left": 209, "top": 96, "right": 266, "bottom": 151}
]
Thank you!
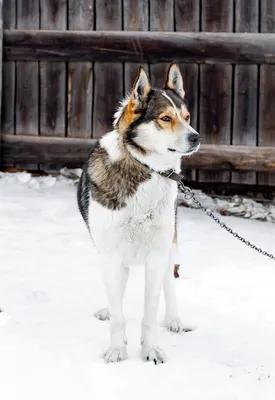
[
  {"left": 94, "top": 266, "right": 129, "bottom": 321},
  {"left": 141, "top": 251, "right": 169, "bottom": 364},
  {"left": 100, "top": 257, "right": 128, "bottom": 363}
]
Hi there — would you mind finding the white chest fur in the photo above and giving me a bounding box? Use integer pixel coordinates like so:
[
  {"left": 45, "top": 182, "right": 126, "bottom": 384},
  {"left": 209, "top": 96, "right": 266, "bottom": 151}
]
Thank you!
[{"left": 88, "top": 173, "right": 177, "bottom": 264}]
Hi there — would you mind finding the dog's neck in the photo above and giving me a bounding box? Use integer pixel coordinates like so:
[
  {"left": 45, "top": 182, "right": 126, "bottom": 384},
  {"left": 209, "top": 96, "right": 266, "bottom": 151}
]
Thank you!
[
  {"left": 126, "top": 144, "right": 182, "bottom": 174},
  {"left": 100, "top": 130, "right": 181, "bottom": 175}
]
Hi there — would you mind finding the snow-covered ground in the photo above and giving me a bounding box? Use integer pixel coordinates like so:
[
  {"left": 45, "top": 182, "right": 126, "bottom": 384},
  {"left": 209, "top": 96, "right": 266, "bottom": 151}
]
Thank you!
[{"left": 0, "top": 172, "right": 275, "bottom": 400}]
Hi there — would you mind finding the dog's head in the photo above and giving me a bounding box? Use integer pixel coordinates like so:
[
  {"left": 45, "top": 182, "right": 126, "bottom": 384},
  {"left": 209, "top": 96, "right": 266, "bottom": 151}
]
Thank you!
[{"left": 114, "top": 64, "right": 200, "bottom": 157}]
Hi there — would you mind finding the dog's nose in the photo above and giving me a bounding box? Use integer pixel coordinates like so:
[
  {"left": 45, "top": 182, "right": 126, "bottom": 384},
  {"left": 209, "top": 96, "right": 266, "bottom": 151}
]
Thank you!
[{"left": 188, "top": 132, "right": 200, "bottom": 147}]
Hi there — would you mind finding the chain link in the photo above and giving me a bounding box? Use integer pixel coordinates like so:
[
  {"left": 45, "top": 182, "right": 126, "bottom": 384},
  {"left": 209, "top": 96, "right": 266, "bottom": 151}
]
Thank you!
[{"left": 178, "top": 181, "right": 275, "bottom": 261}]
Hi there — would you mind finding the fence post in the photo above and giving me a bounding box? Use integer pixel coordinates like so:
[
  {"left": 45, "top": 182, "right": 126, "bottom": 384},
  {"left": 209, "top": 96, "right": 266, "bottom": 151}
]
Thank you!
[{"left": 0, "top": 0, "right": 3, "bottom": 170}]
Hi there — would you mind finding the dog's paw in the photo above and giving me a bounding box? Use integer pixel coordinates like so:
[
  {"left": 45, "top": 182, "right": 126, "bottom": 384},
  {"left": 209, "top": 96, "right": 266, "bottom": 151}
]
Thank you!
[
  {"left": 141, "top": 346, "right": 168, "bottom": 364},
  {"left": 162, "top": 316, "right": 194, "bottom": 333},
  {"left": 94, "top": 308, "right": 110, "bottom": 321},
  {"left": 103, "top": 346, "right": 128, "bottom": 363}
]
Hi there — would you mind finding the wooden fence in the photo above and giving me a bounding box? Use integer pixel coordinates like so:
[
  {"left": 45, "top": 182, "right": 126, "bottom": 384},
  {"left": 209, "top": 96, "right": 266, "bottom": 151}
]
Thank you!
[{"left": 1, "top": 0, "right": 275, "bottom": 190}]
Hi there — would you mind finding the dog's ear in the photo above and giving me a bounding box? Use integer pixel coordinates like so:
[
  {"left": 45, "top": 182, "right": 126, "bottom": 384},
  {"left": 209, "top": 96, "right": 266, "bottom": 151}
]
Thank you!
[
  {"left": 132, "top": 67, "right": 151, "bottom": 104},
  {"left": 164, "top": 64, "right": 185, "bottom": 99}
]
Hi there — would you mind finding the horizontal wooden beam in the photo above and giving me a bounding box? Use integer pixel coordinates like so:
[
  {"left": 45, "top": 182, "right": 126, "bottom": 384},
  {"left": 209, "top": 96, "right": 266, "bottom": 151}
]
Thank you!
[
  {"left": 182, "top": 144, "right": 275, "bottom": 172},
  {"left": 2, "top": 134, "right": 275, "bottom": 172},
  {"left": 1, "top": 134, "right": 97, "bottom": 166},
  {"left": 3, "top": 30, "right": 275, "bottom": 64}
]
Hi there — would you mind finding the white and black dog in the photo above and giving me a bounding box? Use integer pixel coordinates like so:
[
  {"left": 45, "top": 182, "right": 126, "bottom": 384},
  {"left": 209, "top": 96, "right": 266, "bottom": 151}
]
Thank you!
[{"left": 77, "top": 64, "right": 200, "bottom": 364}]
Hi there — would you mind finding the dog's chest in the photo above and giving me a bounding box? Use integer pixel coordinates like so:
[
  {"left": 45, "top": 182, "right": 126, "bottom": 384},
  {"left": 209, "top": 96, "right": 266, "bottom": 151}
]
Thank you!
[{"left": 88, "top": 174, "right": 177, "bottom": 258}]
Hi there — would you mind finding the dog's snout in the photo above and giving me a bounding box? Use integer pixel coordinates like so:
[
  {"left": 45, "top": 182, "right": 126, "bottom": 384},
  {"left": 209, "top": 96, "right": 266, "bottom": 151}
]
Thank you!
[{"left": 188, "top": 132, "right": 200, "bottom": 147}]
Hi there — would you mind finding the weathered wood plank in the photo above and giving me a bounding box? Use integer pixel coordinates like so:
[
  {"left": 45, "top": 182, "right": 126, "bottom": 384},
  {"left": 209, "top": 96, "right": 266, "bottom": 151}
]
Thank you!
[
  {"left": 2, "top": 134, "right": 97, "bottom": 166},
  {"left": 199, "top": 0, "right": 233, "bottom": 183},
  {"left": 149, "top": 0, "right": 173, "bottom": 87},
  {"left": 175, "top": 0, "right": 200, "bottom": 181},
  {"left": 2, "top": 0, "right": 15, "bottom": 141},
  {"left": 68, "top": 0, "right": 94, "bottom": 138},
  {"left": 232, "top": 0, "right": 258, "bottom": 185},
  {"left": 16, "top": 0, "right": 39, "bottom": 170},
  {"left": 93, "top": 0, "right": 123, "bottom": 138},
  {"left": 123, "top": 0, "right": 149, "bottom": 92},
  {"left": 4, "top": 30, "right": 275, "bottom": 64},
  {"left": 40, "top": 0, "right": 66, "bottom": 138},
  {"left": 3, "top": 134, "right": 275, "bottom": 172},
  {"left": 258, "top": 0, "right": 275, "bottom": 185},
  {"left": 182, "top": 144, "right": 275, "bottom": 171}
]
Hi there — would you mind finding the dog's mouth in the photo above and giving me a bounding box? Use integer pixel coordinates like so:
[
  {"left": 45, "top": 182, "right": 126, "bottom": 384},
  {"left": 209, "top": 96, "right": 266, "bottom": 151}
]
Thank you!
[{"left": 168, "top": 146, "right": 199, "bottom": 155}]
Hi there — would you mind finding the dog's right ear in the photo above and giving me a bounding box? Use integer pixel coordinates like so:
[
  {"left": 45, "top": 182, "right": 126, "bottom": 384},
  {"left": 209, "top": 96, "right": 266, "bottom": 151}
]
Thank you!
[{"left": 132, "top": 67, "right": 151, "bottom": 105}]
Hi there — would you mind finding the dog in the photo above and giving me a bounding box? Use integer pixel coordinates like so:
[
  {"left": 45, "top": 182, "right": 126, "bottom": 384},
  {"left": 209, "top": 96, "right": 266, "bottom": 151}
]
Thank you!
[{"left": 77, "top": 64, "right": 200, "bottom": 363}]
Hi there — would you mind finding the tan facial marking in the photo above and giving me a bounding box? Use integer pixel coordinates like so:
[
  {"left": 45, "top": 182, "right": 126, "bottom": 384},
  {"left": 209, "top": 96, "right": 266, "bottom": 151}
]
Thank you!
[
  {"left": 118, "top": 97, "right": 141, "bottom": 133},
  {"left": 181, "top": 105, "right": 191, "bottom": 124},
  {"left": 158, "top": 104, "right": 191, "bottom": 132}
]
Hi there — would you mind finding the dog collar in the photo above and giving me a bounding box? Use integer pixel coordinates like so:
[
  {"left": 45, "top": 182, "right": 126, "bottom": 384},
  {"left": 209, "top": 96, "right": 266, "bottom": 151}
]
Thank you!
[{"left": 159, "top": 169, "right": 184, "bottom": 183}]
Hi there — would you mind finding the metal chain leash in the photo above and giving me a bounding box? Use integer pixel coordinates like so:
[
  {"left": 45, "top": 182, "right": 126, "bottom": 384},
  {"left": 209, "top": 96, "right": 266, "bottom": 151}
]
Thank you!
[{"left": 178, "top": 181, "right": 275, "bottom": 261}]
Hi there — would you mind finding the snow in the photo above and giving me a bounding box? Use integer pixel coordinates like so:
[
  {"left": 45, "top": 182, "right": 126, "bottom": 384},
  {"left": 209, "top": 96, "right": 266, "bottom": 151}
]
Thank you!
[
  {"left": 178, "top": 190, "right": 275, "bottom": 224},
  {"left": 0, "top": 172, "right": 275, "bottom": 400}
]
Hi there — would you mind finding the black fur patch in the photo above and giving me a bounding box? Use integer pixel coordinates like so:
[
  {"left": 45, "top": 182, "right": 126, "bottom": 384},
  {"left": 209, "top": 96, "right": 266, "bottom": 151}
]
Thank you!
[
  {"left": 77, "top": 141, "right": 99, "bottom": 227},
  {"left": 77, "top": 140, "right": 151, "bottom": 214}
]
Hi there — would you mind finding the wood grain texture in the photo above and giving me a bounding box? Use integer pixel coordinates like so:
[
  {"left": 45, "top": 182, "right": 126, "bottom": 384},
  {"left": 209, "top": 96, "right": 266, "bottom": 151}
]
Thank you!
[
  {"left": 258, "top": 0, "right": 275, "bottom": 185},
  {"left": 93, "top": 0, "right": 123, "bottom": 138},
  {"left": 3, "top": 134, "right": 275, "bottom": 173},
  {"left": 16, "top": 0, "right": 39, "bottom": 169},
  {"left": 232, "top": 0, "right": 258, "bottom": 184},
  {"left": 199, "top": 0, "right": 233, "bottom": 183},
  {"left": 175, "top": 0, "right": 200, "bottom": 181},
  {"left": 2, "top": 0, "right": 16, "bottom": 139},
  {"left": 40, "top": 0, "right": 66, "bottom": 139},
  {"left": 2, "top": 134, "right": 96, "bottom": 167},
  {"left": 68, "top": 0, "right": 94, "bottom": 139},
  {"left": 183, "top": 144, "right": 275, "bottom": 172},
  {"left": 149, "top": 0, "right": 174, "bottom": 88},
  {"left": 123, "top": 0, "right": 149, "bottom": 92},
  {"left": 4, "top": 30, "right": 275, "bottom": 64}
]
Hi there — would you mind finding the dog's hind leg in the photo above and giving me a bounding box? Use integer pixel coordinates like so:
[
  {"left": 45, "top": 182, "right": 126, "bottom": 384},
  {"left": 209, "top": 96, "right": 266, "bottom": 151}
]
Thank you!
[
  {"left": 100, "top": 258, "right": 128, "bottom": 363},
  {"left": 162, "top": 243, "right": 193, "bottom": 333},
  {"left": 94, "top": 265, "right": 129, "bottom": 322}
]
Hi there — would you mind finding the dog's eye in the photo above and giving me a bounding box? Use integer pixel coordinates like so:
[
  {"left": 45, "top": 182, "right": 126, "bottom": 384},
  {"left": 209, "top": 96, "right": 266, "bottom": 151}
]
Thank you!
[
  {"left": 185, "top": 115, "right": 190, "bottom": 121},
  {"left": 161, "top": 116, "right": 172, "bottom": 122}
]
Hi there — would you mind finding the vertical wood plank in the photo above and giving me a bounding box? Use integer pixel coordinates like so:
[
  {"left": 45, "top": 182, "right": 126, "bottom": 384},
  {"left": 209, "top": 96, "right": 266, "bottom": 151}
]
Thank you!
[
  {"left": 40, "top": 0, "right": 66, "bottom": 137},
  {"left": 258, "top": 0, "right": 275, "bottom": 185},
  {"left": 199, "top": 0, "right": 233, "bottom": 183},
  {"left": 93, "top": 0, "right": 123, "bottom": 138},
  {"left": 232, "top": 0, "right": 258, "bottom": 185},
  {"left": 0, "top": 0, "right": 3, "bottom": 170},
  {"left": 40, "top": 0, "right": 67, "bottom": 172},
  {"left": 2, "top": 0, "right": 16, "bottom": 139},
  {"left": 175, "top": 0, "right": 200, "bottom": 181},
  {"left": 123, "top": 0, "right": 149, "bottom": 92},
  {"left": 149, "top": 0, "right": 173, "bottom": 88},
  {"left": 68, "top": 0, "right": 94, "bottom": 139},
  {"left": 16, "top": 0, "right": 39, "bottom": 170}
]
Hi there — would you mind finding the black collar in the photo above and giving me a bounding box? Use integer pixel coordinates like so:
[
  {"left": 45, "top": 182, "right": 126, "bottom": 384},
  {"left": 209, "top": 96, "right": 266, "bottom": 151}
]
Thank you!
[{"left": 159, "top": 169, "right": 184, "bottom": 183}]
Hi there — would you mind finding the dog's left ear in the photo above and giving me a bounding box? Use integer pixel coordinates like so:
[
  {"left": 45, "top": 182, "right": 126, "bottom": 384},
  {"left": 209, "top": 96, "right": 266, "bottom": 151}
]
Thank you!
[{"left": 164, "top": 64, "right": 185, "bottom": 99}]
